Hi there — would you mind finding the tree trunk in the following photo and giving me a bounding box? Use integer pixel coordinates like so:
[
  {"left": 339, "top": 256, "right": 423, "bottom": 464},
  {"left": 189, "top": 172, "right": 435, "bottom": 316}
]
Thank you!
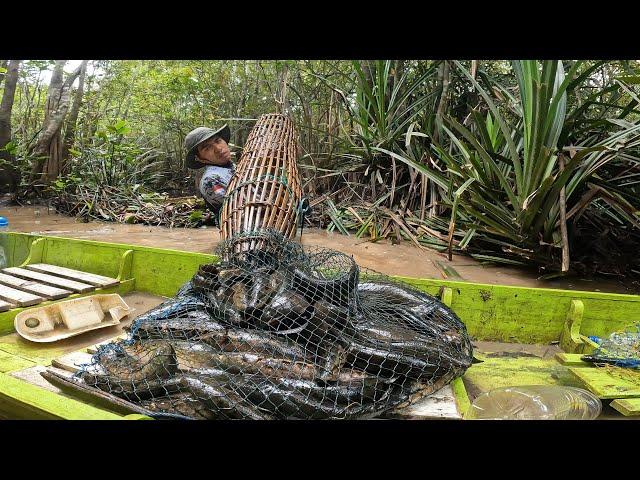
[
  {"left": 0, "top": 59, "right": 21, "bottom": 192},
  {"left": 29, "top": 60, "right": 83, "bottom": 184},
  {"left": 61, "top": 60, "right": 88, "bottom": 170},
  {"left": 0, "top": 60, "right": 8, "bottom": 88}
]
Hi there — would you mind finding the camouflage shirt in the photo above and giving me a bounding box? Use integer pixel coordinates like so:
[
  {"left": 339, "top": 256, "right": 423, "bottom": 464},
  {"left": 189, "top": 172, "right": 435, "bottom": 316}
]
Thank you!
[{"left": 199, "top": 163, "right": 235, "bottom": 207}]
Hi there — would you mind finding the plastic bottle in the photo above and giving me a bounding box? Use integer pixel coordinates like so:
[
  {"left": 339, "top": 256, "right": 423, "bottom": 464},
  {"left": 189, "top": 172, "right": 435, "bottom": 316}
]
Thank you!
[
  {"left": 467, "top": 385, "right": 602, "bottom": 420},
  {"left": 0, "top": 216, "right": 8, "bottom": 269}
]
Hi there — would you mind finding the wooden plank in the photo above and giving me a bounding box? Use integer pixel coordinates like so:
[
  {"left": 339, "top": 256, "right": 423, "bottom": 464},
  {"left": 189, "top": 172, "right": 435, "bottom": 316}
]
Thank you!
[
  {"left": 51, "top": 351, "right": 95, "bottom": 373},
  {"left": 26, "top": 264, "right": 119, "bottom": 288},
  {"left": 0, "top": 272, "right": 71, "bottom": 300},
  {"left": 560, "top": 299, "right": 585, "bottom": 353},
  {"left": 2, "top": 267, "right": 94, "bottom": 293},
  {"left": 40, "top": 368, "right": 152, "bottom": 417},
  {"left": 0, "top": 349, "right": 37, "bottom": 373},
  {"left": 0, "top": 283, "right": 43, "bottom": 307},
  {"left": 0, "top": 300, "right": 14, "bottom": 312},
  {"left": 555, "top": 352, "right": 592, "bottom": 367},
  {"left": 0, "top": 371, "right": 122, "bottom": 420},
  {"left": 389, "top": 385, "right": 462, "bottom": 419},
  {"left": 610, "top": 398, "right": 640, "bottom": 416},
  {"left": 569, "top": 366, "right": 640, "bottom": 399},
  {"left": 9, "top": 365, "right": 63, "bottom": 394}
]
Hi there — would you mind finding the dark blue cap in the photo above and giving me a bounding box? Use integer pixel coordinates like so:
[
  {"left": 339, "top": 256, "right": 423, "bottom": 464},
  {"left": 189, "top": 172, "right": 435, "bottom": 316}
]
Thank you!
[{"left": 0, "top": 217, "right": 8, "bottom": 226}]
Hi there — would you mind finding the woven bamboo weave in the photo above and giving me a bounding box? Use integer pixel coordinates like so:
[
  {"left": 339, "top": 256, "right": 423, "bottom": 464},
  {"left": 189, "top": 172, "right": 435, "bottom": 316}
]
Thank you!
[{"left": 220, "top": 114, "right": 302, "bottom": 251}]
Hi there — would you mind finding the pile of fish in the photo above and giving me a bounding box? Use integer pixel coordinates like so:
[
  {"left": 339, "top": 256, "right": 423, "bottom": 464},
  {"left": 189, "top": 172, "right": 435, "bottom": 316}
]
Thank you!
[{"left": 75, "top": 235, "right": 474, "bottom": 419}]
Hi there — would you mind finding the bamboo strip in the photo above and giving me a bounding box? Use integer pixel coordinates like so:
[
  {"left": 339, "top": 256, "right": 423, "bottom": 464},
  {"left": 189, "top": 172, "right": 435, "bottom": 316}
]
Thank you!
[{"left": 220, "top": 114, "right": 302, "bottom": 251}]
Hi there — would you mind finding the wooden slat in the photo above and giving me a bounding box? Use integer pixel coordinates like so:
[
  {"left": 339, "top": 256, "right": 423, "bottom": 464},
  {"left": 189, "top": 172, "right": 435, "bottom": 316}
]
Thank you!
[
  {"left": 387, "top": 385, "right": 462, "bottom": 419},
  {"left": 0, "top": 272, "right": 71, "bottom": 300},
  {"left": 555, "top": 352, "right": 592, "bottom": 367},
  {"left": 9, "top": 365, "right": 62, "bottom": 394},
  {"left": 26, "top": 264, "right": 119, "bottom": 288},
  {"left": 40, "top": 368, "right": 152, "bottom": 417},
  {"left": 51, "top": 351, "right": 95, "bottom": 373},
  {"left": 0, "top": 283, "right": 43, "bottom": 307},
  {"left": 2, "top": 267, "right": 94, "bottom": 293},
  {"left": 569, "top": 366, "right": 640, "bottom": 399},
  {"left": 610, "top": 398, "right": 640, "bottom": 416},
  {"left": 0, "top": 300, "right": 14, "bottom": 312}
]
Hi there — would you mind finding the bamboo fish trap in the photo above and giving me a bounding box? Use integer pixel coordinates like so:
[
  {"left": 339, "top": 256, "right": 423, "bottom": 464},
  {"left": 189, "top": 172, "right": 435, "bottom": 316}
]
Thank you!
[{"left": 220, "top": 113, "right": 303, "bottom": 252}]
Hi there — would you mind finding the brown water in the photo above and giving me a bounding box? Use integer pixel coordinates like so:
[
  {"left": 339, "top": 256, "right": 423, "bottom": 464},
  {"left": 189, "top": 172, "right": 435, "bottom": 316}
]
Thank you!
[{"left": 0, "top": 205, "right": 636, "bottom": 295}]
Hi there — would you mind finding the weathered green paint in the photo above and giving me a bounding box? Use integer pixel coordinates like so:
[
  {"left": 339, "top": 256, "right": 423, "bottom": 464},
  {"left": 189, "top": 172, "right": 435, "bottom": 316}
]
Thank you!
[
  {"left": 610, "top": 398, "right": 640, "bottom": 416},
  {"left": 0, "top": 372, "right": 123, "bottom": 419},
  {"left": 559, "top": 300, "right": 585, "bottom": 353},
  {"left": 554, "top": 353, "right": 591, "bottom": 367},
  {"left": 578, "top": 334, "right": 598, "bottom": 354},
  {"left": 397, "top": 276, "right": 640, "bottom": 344},
  {"left": 117, "top": 249, "right": 134, "bottom": 281},
  {"left": 0, "top": 349, "right": 36, "bottom": 372},
  {"left": 450, "top": 377, "right": 470, "bottom": 418},
  {"left": 463, "top": 352, "right": 584, "bottom": 397},
  {"left": 19, "top": 237, "right": 45, "bottom": 266},
  {"left": 440, "top": 287, "right": 453, "bottom": 307},
  {"left": 569, "top": 366, "right": 640, "bottom": 399}
]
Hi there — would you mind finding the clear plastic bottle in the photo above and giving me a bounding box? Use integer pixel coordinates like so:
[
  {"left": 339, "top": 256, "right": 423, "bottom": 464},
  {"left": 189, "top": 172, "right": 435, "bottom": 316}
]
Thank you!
[
  {"left": 0, "top": 216, "right": 8, "bottom": 269},
  {"left": 467, "top": 385, "right": 602, "bottom": 420}
]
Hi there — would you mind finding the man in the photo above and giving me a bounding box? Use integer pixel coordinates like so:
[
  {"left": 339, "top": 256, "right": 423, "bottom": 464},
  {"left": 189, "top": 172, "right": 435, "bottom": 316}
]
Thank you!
[{"left": 185, "top": 124, "right": 235, "bottom": 222}]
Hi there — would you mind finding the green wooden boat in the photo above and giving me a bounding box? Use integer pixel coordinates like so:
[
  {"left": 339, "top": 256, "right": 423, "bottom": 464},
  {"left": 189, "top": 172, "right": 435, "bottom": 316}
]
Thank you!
[{"left": 1, "top": 231, "right": 639, "bottom": 420}]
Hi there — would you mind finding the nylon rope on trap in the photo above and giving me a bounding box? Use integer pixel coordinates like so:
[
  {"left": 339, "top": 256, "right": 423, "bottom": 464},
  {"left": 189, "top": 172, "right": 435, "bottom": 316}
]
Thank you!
[
  {"left": 219, "top": 113, "right": 303, "bottom": 253},
  {"left": 75, "top": 231, "right": 474, "bottom": 419}
]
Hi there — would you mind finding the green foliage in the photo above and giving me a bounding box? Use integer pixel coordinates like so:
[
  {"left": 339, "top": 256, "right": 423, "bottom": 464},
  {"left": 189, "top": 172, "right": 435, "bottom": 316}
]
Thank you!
[
  {"left": 385, "top": 60, "right": 640, "bottom": 269},
  {"left": 5, "top": 59, "right": 640, "bottom": 275}
]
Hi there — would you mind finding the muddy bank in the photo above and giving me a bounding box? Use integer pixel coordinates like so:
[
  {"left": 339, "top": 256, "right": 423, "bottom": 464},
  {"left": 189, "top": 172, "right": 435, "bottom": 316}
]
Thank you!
[{"left": 0, "top": 205, "right": 636, "bottom": 295}]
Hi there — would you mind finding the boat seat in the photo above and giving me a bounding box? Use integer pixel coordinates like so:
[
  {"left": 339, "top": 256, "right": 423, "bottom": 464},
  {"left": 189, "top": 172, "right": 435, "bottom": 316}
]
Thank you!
[{"left": 0, "top": 264, "right": 120, "bottom": 311}]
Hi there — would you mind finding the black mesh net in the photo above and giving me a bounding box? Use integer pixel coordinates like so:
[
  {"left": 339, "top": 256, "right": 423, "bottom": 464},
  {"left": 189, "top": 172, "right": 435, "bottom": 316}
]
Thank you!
[{"left": 75, "top": 231, "right": 474, "bottom": 419}]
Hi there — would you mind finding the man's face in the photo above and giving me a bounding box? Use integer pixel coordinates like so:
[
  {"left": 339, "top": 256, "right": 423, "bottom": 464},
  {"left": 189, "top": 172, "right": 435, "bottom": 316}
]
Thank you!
[{"left": 196, "top": 136, "right": 231, "bottom": 166}]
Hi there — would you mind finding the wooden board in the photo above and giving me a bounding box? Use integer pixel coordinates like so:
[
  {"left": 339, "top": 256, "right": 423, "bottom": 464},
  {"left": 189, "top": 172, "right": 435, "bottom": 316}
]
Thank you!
[
  {"left": 569, "top": 366, "right": 640, "bottom": 399},
  {"left": 0, "top": 300, "right": 14, "bottom": 312},
  {"left": 555, "top": 352, "right": 592, "bottom": 367},
  {"left": 388, "top": 385, "right": 462, "bottom": 419},
  {"left": 0, "top": 283, "right": 43, "bottom": 307},
  {"left": 610, "top": 398, "right": 640, "bottom": 416},
  {"left": 26, "top": 264, "right": 119, "bottom": 288},
  {"left": 9, "top": 365, "right": 63, "bottom": 394},
  {"left": 3, "top": 267, "right": 95, "bottom": 293},
  {"left": 0, "top": 272, "right": 71, "bottom": 300},
  {"left": 51, "top": 351, "right": 95, "bottom": 373},
  {"left": 0, "top": 349, "right": 36, "bottom": 373}
]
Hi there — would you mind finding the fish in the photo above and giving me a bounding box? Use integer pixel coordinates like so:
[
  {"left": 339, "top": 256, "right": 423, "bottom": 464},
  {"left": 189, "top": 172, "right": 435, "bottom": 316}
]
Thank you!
[
  {"left": 139, "top": 392, "right": 217, "bottom": 420},
  {"left": 81, "top": 341, "right": 180, "bottom": 400},
  {"left": 357, "top": 281, "right": 468, "bottom": 338},
  {"left": 260, "top": 290, "right": 311, "bottom": 331},
  {"left": 226, "top": 373, "right": 394, "bottom": 419},
  {"left": 131, "top": 316, "right": 227, "bottom": 341},
  {"left": 345, "top": 337, "right": 471, "bottom": 382},
  {"left": 198, "top": 328, "right": 308, "bottom": 361},
  {"left": 179, "top": 375, "right": 273, "bottom": 420},
  {"left": 290, "top": 261, "right": 359, "bottom": 306}
]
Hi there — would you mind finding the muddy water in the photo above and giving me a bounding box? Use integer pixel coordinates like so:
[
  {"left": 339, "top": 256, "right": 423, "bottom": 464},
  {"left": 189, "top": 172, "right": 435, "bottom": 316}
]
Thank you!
[{"left": 0, "top": 205, "right": 636, "bottom": 294}]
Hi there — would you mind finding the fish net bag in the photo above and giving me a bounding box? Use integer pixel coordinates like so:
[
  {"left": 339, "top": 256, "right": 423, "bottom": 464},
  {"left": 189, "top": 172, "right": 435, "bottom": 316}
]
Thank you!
[
  {"left": 582, "top": 325, "right": 640, "bottom": 369},
  {"left": 75, "top": 231, "right": 473, "bottom": 419}
]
